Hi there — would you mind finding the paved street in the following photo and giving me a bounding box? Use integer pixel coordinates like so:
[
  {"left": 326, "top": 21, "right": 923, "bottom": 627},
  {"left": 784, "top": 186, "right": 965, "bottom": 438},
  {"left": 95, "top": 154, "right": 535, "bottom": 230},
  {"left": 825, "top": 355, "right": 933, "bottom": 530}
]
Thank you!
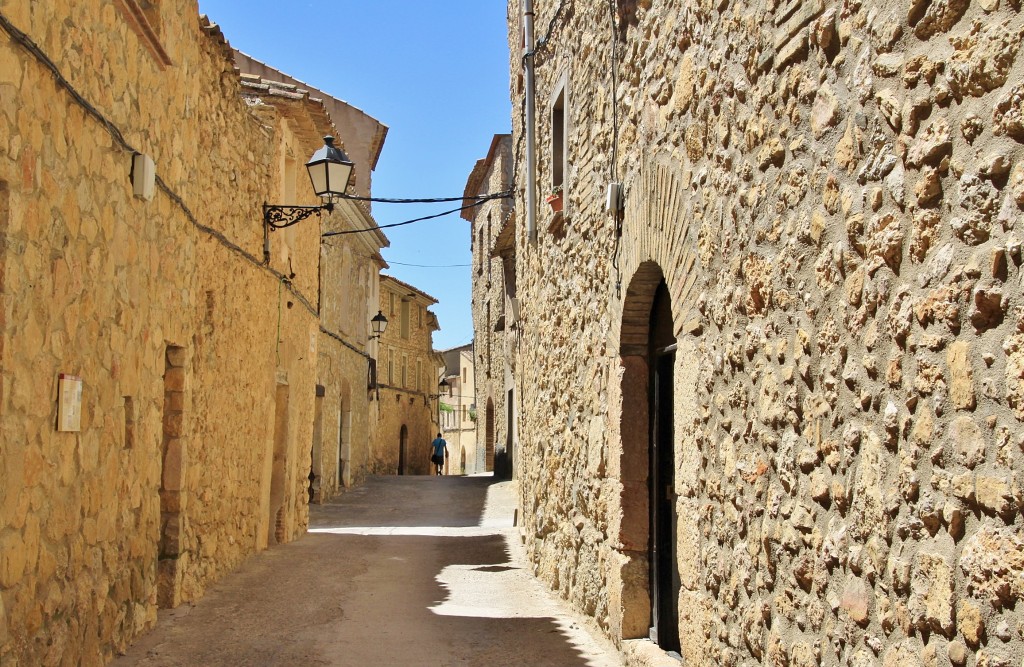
[{"left": 112, "top": 476, "right": 624, "bottom": 667}]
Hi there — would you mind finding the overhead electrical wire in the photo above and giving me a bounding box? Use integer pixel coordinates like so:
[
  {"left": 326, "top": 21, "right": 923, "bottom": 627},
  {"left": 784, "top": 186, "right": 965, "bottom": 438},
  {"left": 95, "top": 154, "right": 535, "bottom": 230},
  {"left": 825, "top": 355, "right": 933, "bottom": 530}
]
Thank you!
[
  {"left": 385, "top": 261, "right": 472, "bottom": 268},
  {"left": 336, "top": 191, "right": 511, "bottom": 204},
  {"left": 322, "top": 192, "right": 510, "bottom": 237}
]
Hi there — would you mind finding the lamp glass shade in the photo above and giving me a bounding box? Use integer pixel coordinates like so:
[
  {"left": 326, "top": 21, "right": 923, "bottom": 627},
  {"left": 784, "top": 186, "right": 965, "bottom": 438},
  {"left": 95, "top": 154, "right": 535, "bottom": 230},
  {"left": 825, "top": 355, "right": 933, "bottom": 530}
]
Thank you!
[
  {"left": 370, "top": 310, "right": 388, "bottom": 336},
  {"left": 438, "top": 379, "right": 451, "bottom": 396},
  {"left": 306, "top": 136, "right": 354, "bottom": 198}
]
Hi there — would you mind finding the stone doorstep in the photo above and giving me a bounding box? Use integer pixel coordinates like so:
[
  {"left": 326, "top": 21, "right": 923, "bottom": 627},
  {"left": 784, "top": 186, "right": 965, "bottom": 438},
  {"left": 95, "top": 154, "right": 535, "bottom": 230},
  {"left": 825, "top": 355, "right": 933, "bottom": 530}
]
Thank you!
[{"left": 622, "top": 638, "right": 683, "bottom": 667}]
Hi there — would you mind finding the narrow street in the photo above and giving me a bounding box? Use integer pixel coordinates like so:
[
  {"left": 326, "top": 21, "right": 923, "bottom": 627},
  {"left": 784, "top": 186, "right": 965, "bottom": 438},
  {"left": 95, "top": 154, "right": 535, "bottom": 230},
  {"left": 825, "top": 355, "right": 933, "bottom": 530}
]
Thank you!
[{"left": 112, "top": 476, "right": 624, "bottom": 667}]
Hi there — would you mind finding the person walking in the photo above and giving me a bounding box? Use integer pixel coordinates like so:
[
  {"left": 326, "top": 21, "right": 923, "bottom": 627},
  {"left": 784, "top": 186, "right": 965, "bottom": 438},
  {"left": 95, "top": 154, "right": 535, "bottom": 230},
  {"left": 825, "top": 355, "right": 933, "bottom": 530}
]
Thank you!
[{"left": 430, "top": 433, "right": 448, "bottom": 476}]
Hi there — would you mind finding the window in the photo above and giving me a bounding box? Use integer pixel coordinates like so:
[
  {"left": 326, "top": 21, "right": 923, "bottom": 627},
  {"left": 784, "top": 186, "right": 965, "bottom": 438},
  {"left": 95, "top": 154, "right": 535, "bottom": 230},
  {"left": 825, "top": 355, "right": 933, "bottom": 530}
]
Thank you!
[
  {"left": 368, "top": 359, "right": 378, "bottom": 390},
  {"left": 417, "top": 305, "right": 422, "bottom": 328},
  {"left": 462, "top": 367, "right": 467, "bottom": 384},
  {"left": 400, "top": 300, "right": 410, "bottom": 340},
  {"left": 478, "top": 228, "right": 485, "bottom": 274},
  {"left": 487, "top": 214, "right": 492, "bottom": 282},
  {"left": 283, "top": 157, "right": 297, "bottom": 202},
  {"left": 387, "top": 350, "right": 394, "bottom": 384},
  {"left": 416, "top": 360, "right": 422, "bottom": 392},
  {"left": 401, "top": 355, "right": 408, "bottom": 388},
  {"left": 462, "top": 405, "right": 467, "bottom": 422},
  {"left": 551, "top": 83, "right": 566, "bottom": 192},
  {"left": 550, "top": 72, "right": 569, "bottom": 199},
  {"left": 115, "top": 0, "right": 172, "bottom": 68},
  {"left": 389, "top": 292, "right": 396, "bottom": 316}
]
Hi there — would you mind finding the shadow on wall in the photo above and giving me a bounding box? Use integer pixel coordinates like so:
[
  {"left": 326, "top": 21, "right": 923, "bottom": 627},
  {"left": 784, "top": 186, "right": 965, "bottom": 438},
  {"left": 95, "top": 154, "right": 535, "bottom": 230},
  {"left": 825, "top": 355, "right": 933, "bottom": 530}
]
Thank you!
[{"left": 493, "top": 449, "right": 512, "bottom": 481}]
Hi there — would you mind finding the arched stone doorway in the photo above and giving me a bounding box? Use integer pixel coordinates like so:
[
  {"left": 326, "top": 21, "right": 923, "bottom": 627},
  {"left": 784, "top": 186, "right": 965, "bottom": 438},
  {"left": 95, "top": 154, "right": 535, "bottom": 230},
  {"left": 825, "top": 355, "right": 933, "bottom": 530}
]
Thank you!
[
  {"left": 309, "top": 384, "right": 324, "bottom": 503},
  {"left": 398, "top": 424, "right": 408, "bottom": 475},
  {"left": 268, "top": 382, "right": 290, "bottom": 546},
  {"left": 338, "top": 380, "right": 352, "bottom": 488},
  {"left": 485, "top": 398, "right": 495, "bottom": 472},
  {"left": 619, "top": 262, "right": 679, "bottom": 653}
]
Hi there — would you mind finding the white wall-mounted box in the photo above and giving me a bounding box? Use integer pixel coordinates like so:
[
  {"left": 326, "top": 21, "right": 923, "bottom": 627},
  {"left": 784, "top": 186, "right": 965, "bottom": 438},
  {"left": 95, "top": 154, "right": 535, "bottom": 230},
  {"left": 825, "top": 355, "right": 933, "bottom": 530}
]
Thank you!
[{"left": 132, "top": 153, "right": 156, "bottom": 201}]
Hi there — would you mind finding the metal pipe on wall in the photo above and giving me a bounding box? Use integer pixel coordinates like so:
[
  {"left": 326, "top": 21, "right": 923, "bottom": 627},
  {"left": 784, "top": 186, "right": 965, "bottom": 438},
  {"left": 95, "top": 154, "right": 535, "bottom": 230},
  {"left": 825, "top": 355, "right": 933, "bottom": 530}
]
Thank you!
[{"left": 523, "top": 0, "right": 537, "bottom": 243}]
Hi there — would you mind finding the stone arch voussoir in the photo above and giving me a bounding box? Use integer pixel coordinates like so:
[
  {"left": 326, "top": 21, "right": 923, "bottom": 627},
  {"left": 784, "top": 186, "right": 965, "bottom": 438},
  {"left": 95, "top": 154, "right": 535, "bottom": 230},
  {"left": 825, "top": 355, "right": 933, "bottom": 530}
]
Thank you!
[{"left": 612, "top": 154, "right": 706, "bottom": 643}]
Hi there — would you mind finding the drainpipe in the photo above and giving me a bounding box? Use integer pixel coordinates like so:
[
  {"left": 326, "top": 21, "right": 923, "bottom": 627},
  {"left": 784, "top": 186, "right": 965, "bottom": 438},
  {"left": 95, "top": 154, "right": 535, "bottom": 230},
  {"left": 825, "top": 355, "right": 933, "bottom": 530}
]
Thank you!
[{"left": 523, "top": 0, "right": 537, "bottom": 243}]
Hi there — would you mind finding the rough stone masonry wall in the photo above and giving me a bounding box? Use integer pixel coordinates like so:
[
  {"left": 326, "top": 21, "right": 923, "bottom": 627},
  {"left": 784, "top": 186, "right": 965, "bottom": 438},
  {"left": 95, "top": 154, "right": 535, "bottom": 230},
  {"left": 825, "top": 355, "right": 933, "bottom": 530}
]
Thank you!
[
  {"left": 0, "top": 2, "right": 319, "bottom": 663},
  {"left": 317, "top": 231, "right": 376, "bottom": 494},
  {"left": 509, "top": 0, "right": 1024, "bottom": 664},
  {"left": 471, "top": 138, "right": 515, "bottom": 476}
]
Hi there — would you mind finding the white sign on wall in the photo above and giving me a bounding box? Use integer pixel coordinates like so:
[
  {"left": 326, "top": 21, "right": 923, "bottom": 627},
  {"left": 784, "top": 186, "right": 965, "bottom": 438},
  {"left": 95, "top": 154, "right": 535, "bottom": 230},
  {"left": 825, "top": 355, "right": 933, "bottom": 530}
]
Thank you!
[{"left": 57, "top": 374, "right": 83, "bottom": 432}]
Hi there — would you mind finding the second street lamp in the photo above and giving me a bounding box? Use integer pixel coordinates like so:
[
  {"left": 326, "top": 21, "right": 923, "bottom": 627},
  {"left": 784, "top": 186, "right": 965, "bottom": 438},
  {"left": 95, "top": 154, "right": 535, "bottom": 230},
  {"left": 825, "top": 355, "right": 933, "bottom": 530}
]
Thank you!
[{"left": 370, "top": 311, "right": 388, "bottom": 339}]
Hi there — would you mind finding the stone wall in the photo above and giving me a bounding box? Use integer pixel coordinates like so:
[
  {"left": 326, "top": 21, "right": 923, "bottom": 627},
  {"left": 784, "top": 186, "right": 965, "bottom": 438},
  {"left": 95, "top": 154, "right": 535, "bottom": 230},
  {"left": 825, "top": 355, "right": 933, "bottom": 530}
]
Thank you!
[
  {"left": 231, "top": 59, "right": 391, "bottom": 503},
  {"left": 315, "top": 200, "right": 387, "bottom": 497},
  {"left": 506, "top": 0, "right": 1024, "bottom": 664},
  {"left": 0, "top": 2, "right": 330, "bottom": 663},
  {"left": 467, "top": 135, "right": 517, "bottom": 477}
]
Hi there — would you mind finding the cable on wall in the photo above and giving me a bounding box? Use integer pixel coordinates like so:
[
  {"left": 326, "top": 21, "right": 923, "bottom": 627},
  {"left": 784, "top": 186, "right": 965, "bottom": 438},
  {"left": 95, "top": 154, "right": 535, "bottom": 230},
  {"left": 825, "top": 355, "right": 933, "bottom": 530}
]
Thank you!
[
  {"left": 607, "top": 0, "right": 624, "bottom": 299},
  {"left": 0, "top": 9, "right": 369, "bottom": 358},
  {"left": 532, "top": 0, "right": 573, "bottom": 58}
]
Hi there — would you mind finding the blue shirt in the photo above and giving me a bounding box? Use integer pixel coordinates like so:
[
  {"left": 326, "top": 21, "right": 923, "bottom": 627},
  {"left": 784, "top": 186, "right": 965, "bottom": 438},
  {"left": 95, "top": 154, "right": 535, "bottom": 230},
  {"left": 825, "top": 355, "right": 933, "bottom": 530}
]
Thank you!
[{"left": 432, "top": 438, "right": 447, "bottom": 457}]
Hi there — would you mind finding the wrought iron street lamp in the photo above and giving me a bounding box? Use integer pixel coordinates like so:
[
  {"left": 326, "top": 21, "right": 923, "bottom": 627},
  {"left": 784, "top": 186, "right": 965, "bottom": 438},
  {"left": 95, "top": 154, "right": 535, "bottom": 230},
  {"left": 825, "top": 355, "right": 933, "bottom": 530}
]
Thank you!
[{"left": 263, "top": 135, "right": 354, "bottom": 230}]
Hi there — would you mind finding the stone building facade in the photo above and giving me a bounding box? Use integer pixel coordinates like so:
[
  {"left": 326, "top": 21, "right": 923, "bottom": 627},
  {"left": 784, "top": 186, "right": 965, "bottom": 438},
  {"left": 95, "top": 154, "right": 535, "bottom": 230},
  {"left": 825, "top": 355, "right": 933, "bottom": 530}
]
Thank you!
[
  {"left": 505, "top": 0, "right": 1024, "bottom": 665},
  {"left": 371, "top": 275, "right": 443, "bottom": 475},
  {"left": 0, "top": 2, "right": 383, "bottom": 664},
  {"left": 234, "top": 57, "right": 393, "bottom": 500},
  {"left": 441, "top": 344, "right": 480, "bottom": 474},
  {"left": 316, "top": 197, "right": 388, "bottom": 494},
  {"left": 465, "top": 134, "right": 517, "bottom": 477}
]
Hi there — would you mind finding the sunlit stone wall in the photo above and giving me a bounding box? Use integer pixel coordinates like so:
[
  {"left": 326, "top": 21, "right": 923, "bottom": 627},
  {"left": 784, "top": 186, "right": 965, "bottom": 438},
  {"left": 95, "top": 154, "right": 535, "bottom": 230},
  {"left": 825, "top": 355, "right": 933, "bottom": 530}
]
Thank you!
[
  {"left": 0, "top": 2, "right": 324, "bottom": 663},
  {"left": 507, "top": 0, "right": 1024, "bottom": 664}
]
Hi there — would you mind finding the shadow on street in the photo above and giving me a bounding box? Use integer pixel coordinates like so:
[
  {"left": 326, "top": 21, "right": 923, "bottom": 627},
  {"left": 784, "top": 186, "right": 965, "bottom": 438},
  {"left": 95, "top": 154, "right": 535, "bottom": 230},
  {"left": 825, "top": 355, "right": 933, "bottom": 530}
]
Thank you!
[{"left": 113, "top": 475, "right": 620, "bottom": 667}]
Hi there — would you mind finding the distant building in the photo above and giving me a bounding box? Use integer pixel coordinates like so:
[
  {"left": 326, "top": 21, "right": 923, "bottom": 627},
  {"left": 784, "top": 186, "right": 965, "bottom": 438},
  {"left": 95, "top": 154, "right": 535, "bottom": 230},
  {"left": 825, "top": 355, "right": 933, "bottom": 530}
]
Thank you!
[
  {"left": 463, "top": 135, "right": 515, "bottom": 478},
  {"left": 440, "top": 344, "right": 478, "bottom": 474},
  {"left": 371, "top": 275, "right": 443, "bottom": 475}
]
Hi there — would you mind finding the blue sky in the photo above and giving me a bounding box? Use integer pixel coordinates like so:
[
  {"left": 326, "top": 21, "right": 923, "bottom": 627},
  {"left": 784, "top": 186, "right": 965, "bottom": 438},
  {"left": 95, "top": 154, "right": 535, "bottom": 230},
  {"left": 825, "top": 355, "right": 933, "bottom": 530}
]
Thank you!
[{"left": 197, "top": 1, "right": 512, "bottom": 350}]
